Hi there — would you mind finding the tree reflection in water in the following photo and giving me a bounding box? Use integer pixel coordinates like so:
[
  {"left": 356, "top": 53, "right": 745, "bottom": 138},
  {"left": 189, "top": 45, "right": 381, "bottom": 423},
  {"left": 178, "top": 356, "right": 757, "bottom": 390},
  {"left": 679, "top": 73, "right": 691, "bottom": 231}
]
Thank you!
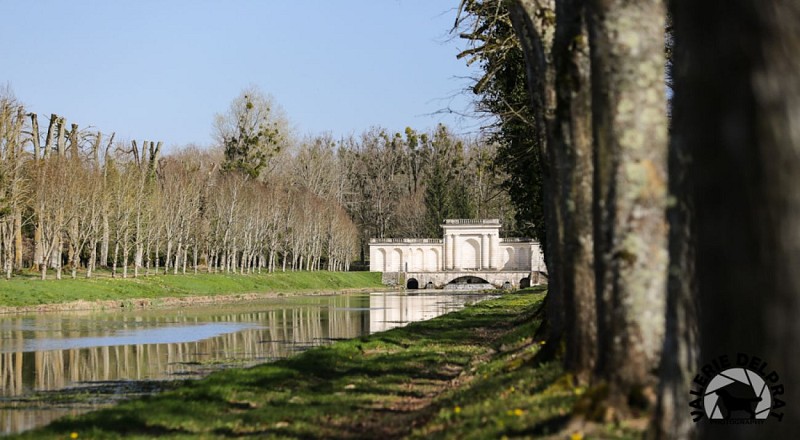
[{"left": 0, "top": 292, "right": 490, "bottom": 435}]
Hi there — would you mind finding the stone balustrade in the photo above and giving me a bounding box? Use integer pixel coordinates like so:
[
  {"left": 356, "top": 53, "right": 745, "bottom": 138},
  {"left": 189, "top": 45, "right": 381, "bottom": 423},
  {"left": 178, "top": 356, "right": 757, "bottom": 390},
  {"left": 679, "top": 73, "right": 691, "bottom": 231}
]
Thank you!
[
  {"left": 369, "top": 238, "right": 443, "bottom": 244},
  {"left": 442, "top": 219, "right": 500, "bottom": 225}
]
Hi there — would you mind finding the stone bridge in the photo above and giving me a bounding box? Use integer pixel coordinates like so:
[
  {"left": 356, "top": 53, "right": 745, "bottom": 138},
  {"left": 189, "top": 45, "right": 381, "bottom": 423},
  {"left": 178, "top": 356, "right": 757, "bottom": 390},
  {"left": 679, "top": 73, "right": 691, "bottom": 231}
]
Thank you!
[
  {"left": 382, "top": 270, "right": 547, "bottom": 290},
  {"left": 371, "top": 219, "right": 547, "bottom": 290}
]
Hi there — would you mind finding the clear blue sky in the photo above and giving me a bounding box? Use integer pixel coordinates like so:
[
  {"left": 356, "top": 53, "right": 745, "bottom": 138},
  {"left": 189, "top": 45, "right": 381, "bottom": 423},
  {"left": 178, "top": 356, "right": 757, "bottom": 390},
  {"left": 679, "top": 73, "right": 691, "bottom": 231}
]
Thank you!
[{"left": 0, "top": 1, "right": 479, "bottom": 149}]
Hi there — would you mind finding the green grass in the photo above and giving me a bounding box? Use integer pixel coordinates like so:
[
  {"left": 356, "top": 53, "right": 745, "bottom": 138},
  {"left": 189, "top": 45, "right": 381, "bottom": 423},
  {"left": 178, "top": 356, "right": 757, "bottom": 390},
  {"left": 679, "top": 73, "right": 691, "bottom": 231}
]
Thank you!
[
  {"left": 8, "top": 288, "right": 552, "bottom": 439},
  {"left": 0, "top": 271, "right": 384, "bottom": 308},
  {"left": 10, "top": 288, "right": 645, "bottom": 439}
]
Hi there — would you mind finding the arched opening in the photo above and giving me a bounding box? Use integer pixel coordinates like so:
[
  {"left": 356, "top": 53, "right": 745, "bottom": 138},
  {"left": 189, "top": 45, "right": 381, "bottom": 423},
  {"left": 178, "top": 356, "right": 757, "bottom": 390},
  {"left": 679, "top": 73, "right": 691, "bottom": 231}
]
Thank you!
[
  {"left": 406, "top": 278, "right": 419, "bottom": 289},
  {"left": 445, "top": 275, "right": 494, "bottom": 291},
  {"left": 374, "top": 249, "right": 386, "bottom": 272},
  {"left": 390, "top": 248, "right": 403, "bottom": 272},
  {"left": 448, "top": 275, "right": 491, "bottom": 285},
  {"left": 425, "top": 281, "right": 434, "bottom": 289},
  {"left": 520, "top": 277, "right": 531, "bottom": 288},
  {"left": 503, "top": 248, "right": 515, "bottom": 270},
  {"left": 425, "top": 248, "right": 439, "bottom": 271},
  {"left": 502, "top": 281, "right": 512, "bottom": 290},
  {"left": 462, "top": 238, "right": 480, "bottom": 269}
]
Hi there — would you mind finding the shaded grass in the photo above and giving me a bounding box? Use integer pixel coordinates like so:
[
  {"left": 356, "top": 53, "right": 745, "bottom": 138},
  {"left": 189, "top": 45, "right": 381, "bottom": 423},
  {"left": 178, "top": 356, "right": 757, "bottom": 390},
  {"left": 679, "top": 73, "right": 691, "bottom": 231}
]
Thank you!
[
  {"left": 0, "top": 271, "right": 383, "bottom": 308},
  {"left": 10, "top": 287, "right": 645, "bottom": 439}
]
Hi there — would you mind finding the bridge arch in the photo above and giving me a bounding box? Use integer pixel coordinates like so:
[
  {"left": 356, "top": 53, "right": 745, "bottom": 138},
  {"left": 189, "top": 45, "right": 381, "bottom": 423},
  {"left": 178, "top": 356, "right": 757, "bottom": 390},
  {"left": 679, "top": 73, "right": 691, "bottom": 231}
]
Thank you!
[
  {"left": 406, "top": 278, "right": 419, "bottom": 289},
  {"left": 447, "top": 275, "right": 491, "bottom": 285}
]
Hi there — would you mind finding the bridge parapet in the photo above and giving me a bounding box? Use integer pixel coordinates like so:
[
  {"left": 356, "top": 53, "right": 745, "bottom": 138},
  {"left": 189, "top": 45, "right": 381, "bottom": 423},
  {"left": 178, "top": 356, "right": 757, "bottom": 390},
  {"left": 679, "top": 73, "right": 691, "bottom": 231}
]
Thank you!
[
  {"left": 499, "top": 237, "right": 533, "bottom": 243},
  {"left": 369, "top": 238, "right": 443, "bottom": 244},
  {"left": 443, "top": 219, "right": 500, "bottom": 225}
]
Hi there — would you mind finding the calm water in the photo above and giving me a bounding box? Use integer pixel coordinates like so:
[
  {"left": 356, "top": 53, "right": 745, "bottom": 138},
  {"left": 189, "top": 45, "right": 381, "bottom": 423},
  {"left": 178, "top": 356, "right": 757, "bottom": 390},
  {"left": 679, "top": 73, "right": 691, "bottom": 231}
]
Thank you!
[{"left": 0, "top": 291, "right": 493, "bottom": 435}]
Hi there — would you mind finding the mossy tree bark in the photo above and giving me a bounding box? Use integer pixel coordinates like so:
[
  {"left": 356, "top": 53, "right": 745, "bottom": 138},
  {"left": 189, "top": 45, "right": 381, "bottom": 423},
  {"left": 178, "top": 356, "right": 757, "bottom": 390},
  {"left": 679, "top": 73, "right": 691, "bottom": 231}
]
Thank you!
[
  {"left": 506, "top": 0, "right": 597, "bottom": 377},
  {"left": 588, "top": 0, "right": 668, "bottom": 411},
  {"left": 507, "top": 0, "right": 566, "bottom": 350},
  {"left": 553, "top": 0, "right": 597, "bottom": 384},
  {"left": 675, "top": 0, "right": 800, "bottom": 437}
]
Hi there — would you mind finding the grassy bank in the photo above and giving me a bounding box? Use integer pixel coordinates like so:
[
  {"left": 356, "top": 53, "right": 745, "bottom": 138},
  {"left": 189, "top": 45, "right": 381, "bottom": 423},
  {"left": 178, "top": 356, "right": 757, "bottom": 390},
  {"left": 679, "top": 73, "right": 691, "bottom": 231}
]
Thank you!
[
  {"left": 0, "top": 271, "right": 384, "bottom": 308},
  {"left": 11, "top": 287, "right": 642, "bottom": 439}
]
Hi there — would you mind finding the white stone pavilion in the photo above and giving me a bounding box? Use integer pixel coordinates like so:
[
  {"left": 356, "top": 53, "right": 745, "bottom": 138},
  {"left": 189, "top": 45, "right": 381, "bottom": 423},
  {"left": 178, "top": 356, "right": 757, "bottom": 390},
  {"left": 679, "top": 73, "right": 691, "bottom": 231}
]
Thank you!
[{"left": 369, "top": 219, "right": 545, "bottom": 289}]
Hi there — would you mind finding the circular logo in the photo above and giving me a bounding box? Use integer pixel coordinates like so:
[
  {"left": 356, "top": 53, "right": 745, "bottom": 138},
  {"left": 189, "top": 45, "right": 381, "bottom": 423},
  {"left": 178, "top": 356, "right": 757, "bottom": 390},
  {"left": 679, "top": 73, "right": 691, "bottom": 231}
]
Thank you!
[{"left": 703, "top": 368, "right": 771, "bottom": 420}]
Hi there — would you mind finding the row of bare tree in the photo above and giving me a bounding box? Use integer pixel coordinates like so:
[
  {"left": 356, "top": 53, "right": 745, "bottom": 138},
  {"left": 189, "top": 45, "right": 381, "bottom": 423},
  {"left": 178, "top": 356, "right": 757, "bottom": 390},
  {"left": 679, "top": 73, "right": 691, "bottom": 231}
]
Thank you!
[{"left": 0, "top": 91, "right": 359, "bottom": 279}]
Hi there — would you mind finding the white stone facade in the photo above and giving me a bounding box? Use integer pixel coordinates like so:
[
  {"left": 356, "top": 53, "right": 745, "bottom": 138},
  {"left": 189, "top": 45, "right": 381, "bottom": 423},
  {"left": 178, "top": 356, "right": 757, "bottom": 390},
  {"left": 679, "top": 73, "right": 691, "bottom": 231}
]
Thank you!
[{"left": 368, "top": 219, "right": 545, "bottom": 274}]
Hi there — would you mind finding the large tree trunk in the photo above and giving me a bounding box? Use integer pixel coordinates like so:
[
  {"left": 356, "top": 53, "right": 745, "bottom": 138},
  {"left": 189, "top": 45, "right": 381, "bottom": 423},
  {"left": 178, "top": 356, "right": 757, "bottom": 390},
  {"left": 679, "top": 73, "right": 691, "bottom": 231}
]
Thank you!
[
  {"left": 675, "top": 0, "right": 800, "bottom": 437},
  {"left": 507, "top": 0, "right": 564, "bottom": 351},
  {"left": 553, "top": 0, "right": 596, "bottom": 383},
  {"left": 588, "top": 0, "right": 668, "bottom": 413}
]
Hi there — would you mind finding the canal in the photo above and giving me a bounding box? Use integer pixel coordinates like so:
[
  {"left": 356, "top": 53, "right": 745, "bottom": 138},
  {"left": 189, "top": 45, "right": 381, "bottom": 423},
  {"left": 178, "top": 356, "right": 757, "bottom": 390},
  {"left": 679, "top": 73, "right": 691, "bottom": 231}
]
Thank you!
[{"left": 0, "top": 291, "right": 494, "bottom": 435}]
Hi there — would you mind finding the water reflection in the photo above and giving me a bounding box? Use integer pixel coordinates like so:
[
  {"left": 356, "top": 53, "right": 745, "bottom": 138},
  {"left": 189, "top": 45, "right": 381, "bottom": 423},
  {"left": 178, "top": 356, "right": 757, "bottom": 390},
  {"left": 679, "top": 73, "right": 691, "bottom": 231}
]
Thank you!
[{"left": 0, "top": 292, "right": 490, "bottom": 435}]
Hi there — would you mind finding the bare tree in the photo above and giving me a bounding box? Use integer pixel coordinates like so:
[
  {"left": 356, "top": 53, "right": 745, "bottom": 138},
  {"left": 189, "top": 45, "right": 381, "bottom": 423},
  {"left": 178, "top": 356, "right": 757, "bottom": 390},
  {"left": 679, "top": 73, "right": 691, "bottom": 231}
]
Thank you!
[{"left": 0, "top": 92, "right": 27, "bottom": 278}]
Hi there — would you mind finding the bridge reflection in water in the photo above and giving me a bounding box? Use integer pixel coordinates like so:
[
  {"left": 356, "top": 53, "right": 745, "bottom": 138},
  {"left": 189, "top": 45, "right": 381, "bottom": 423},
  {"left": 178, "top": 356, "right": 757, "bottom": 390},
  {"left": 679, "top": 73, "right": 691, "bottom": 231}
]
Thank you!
[{"left": 0, "top": 292, "right": 489, "bottom": 435}]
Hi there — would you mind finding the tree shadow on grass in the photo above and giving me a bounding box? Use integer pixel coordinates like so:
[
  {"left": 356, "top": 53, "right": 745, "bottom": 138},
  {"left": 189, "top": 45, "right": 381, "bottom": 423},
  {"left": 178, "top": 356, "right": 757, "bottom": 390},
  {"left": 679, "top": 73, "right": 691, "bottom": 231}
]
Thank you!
[
  {"left": 507, "top": 414, "right": 573, "bottom": 438},
  {"left": 47, "top": 409, "right": 192, "bottom": 437},
  {"left": 28, "top": 293, "right": 547, "bottom": 439}
]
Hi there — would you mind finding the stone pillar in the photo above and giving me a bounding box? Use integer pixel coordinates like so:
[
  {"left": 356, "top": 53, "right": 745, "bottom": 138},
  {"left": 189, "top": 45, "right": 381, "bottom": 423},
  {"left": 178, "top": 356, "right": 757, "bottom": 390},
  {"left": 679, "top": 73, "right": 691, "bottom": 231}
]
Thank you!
[
  {"left": 530, "top": 246, "right": 535, "bottom": 270},
  {"left": 451, "top": 234, "right": 458, "bottom": 270},
  {"left": 488, "top": 234, "right": 495, "bottom": 269},
  {"left": 481, "top": 234, "right": 489, "bottom": 269},
  {"left": 444, "top": 235, "right": 450, "bottom": 270}
]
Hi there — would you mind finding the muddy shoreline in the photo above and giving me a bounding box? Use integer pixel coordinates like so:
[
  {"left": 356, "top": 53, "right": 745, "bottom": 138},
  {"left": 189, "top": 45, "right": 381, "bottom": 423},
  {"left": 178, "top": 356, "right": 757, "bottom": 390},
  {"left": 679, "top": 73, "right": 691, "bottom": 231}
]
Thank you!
[{"left": 0, "top": 286, "right": 399, "bottom": 315}]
